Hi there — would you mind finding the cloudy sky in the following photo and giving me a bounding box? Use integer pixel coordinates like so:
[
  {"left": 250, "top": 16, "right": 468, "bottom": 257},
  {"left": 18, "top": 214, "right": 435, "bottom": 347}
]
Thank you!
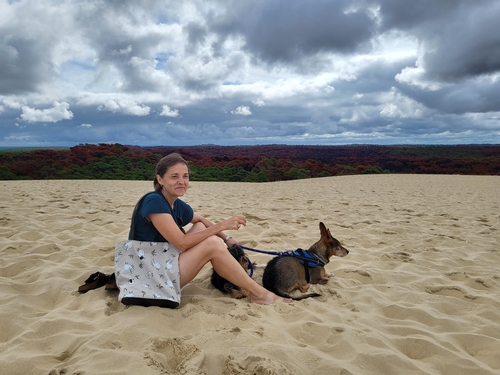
[{"left": 1, "top": 0, "right": 499, "bottom": 147}]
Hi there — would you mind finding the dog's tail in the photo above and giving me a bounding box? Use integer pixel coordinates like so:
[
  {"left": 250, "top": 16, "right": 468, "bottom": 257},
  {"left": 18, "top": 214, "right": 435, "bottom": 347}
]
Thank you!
[{"left": 273, "top": 290, "right": 322, "bottom": 301}]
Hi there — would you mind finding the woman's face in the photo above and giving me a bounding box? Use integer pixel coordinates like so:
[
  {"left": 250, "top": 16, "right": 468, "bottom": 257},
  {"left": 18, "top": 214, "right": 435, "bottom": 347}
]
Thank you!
[{"left": 157, "top": 162, "right": 189, "bottom": 198}]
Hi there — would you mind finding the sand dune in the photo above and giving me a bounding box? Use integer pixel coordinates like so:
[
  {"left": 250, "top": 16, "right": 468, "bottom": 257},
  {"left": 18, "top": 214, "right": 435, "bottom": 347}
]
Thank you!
[{"left": 1, "top": 175, "right": 499, "bottom": 375}]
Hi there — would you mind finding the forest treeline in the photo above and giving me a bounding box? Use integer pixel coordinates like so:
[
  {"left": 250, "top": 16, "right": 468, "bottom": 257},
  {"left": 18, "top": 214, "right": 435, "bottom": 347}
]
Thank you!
[{"left": 1, "top": 143, "right": 499, "bottom": 182}]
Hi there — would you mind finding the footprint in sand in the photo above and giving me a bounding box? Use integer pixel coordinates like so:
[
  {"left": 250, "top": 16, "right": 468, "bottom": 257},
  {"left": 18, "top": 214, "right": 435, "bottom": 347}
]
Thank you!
[
  {"left": 104, "top": 296, "right": 127, "bottom": 316},
  {"left": 48, "top": 368, "right": 69, "bottom": 375},
  {"left": 472, "top": 277, "right": 492, "bottom": 289},
  {"left": 243, "top": 213, "right": 266, "bottom": 222},
  {"left": 393, "top": 336, "right": 446, "bottom": 361},
  {"left": 243, "top": 213, "right": 269, "bottom": 228},
  {"left": 144, "top": 337, "right": 204, "bottom": 374},
  {"left": 382, "top": 251, "right": 413, "bottom": 262},
  {"left": 224, "top": 354, "right": 294, "bottom": 375},
  {"left": 342, "top": 269, "right": 372, "bottom": 283},
  {"left": 425, "top": 285, "right": 477, "bottom": 300}
]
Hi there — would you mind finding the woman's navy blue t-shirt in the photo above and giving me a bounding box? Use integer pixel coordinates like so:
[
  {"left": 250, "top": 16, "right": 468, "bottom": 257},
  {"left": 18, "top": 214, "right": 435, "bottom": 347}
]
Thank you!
[{"left": 130, "top": 191, "right": 194, "bottom": 242}]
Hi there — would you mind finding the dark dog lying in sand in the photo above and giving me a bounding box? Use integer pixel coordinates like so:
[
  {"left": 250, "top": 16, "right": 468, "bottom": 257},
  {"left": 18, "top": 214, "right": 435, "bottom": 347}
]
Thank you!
[
  {"left": 262, "top": 222, "right": 349, "bottom": 300},
  {"left": 211, "top": 244, "right": 252, "bottom": 299}
]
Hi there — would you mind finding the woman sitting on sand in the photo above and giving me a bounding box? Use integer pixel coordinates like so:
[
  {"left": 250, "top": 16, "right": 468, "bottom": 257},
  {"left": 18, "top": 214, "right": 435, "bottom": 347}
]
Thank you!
[{"left": 130, "top": 152, "right": 282, "bottom": 305}]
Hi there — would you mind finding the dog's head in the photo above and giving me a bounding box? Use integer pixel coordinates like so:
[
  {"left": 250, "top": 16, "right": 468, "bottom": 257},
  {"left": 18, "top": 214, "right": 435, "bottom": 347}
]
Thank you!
[
  {"left": 227, "top": 244, "right": 252, "bottom": 272},
  {"left": 309, "top": 222, "right": 349, "bottom": 260}
]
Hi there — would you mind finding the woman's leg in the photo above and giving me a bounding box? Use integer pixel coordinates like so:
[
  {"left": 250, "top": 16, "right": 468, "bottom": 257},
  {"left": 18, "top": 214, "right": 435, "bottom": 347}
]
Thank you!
[{"left": 178, "top": 224, "right": 284, "bottom": 305}]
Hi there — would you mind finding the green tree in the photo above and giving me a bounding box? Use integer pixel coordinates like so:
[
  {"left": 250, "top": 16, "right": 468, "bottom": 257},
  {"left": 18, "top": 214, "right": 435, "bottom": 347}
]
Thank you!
[
  {"left": 284, "top": 167, "right": 310, "bottom": 180},
  {"left": 244, "top": 169, "right": 269, "bottom": 182},
  {"left": 0, "top": 166, "right": 18, "bottom": 180}
]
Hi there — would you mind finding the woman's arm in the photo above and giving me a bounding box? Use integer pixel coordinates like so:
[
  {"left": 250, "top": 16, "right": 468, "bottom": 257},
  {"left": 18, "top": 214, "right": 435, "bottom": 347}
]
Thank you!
[
  {"left": 149, "top": 212, "right": 245, "bottom": 251},
  {"left": 190, "top": 213, "right": 235, "bottom": 243}
]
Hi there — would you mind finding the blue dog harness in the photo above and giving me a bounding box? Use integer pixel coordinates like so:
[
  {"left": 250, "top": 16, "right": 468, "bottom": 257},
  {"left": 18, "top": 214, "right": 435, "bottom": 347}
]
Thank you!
[
  {"left": 282, "top": 249, "right": 328, "bottom": 283},
  {"left": 284, "top": 248, "right": 327, "bottom": 268},
  {"left": 240, "top": 246, "right": 328, "bottom": 283}
]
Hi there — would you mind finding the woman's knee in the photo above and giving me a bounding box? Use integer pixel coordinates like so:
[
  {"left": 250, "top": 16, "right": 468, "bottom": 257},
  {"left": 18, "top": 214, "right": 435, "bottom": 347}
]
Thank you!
[
  {"left": 187, "top": 235, "right": 225, "bottom": 258},
  {"left": 187, "top": 222, "right": 207, "bottom": 234},
  {"left": 205, "top": 235, "right": 226, "bottom": 252}
]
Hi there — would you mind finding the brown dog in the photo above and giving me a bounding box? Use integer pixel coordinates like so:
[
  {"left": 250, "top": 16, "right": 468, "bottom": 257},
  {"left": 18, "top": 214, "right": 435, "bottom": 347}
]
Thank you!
[
  {"left": 262, "top": 222, "right": 349, "bottom": 300},
  {"left": 211, "top": 244, "right": 252, "bottom": 299}
]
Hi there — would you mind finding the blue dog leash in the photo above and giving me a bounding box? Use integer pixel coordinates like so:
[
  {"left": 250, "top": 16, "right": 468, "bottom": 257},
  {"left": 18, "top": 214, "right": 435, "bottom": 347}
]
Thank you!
[{"left": 245, "top": 256, "right": 254, "bottom": 277}]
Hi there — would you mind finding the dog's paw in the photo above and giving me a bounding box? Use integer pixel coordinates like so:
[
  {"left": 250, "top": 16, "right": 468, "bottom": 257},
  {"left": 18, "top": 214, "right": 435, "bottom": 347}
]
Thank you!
[
  {"left": 318, "top": 276, "right": 331, "bottom": 285},
  {"left": 229, "top": 289, "right": 249, "bottom": 299}
]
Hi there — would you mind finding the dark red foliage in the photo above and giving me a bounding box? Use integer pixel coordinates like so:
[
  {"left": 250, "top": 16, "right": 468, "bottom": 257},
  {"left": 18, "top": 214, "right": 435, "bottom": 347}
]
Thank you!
[{"left": 138, "top": 144, "right": 500, "bottom": 176}]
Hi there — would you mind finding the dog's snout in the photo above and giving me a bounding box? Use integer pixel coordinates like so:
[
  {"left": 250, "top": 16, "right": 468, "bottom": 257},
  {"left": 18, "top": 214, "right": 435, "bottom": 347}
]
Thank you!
[{"left": 340, "top": 246, "right": 349, "bottom": 256}]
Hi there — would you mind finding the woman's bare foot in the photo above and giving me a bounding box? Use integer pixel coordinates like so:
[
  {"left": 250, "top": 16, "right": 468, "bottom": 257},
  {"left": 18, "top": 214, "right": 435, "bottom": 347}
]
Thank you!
[{"left": 249, "top": 290, "right": 292, "bottom": 305}]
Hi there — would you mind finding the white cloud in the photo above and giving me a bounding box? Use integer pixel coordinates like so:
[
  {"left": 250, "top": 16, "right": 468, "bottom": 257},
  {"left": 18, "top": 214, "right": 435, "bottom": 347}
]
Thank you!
[
  {"left": 396, "top": 65, "right": 444, "bottom": 91},
  {"left": 221, "top": 72, "right": 338, "bottom": 104},
  {"left": 252, "top": 99, "right": 265, "bottom": 107},
  {"left": 231, "top": 106, "right": 252, "bottom": 116},
  {"left": 97, "top": 99, "right": 151, "bottom": 116},
  {"left": 379, "top": 88, "right": 429, "bottom": 119},
  {"left": 112, "top": 45, "right": 133, "bottom": 56},
  {"left": 4, "top": 135, "right": 33, "bottom": 142},
  {"left": 159, "top": 105, "right": 180, "bottom": 117},
  {"left": 2, "top": 98, "right": 23, "bottom": 109},
  {"left": 20, "top": 101, "right": 74, "bottom": 123},
  {"left": 80, "top": 123, "right": 92, "bottom": 128}
]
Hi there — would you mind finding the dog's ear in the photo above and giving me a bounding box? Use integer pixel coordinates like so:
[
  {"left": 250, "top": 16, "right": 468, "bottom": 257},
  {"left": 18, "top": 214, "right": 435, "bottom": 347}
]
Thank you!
[
  {"left": 319, "top": 222, "right": 335, "bottom": 246},
  {"left": 319, "top": 222, "right": 328, "bottom": 236}
]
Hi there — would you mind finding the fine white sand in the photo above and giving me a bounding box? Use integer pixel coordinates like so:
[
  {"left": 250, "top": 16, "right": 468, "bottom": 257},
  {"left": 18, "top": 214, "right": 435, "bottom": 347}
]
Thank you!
[{"left": 1, "top": 175, "right": 499, "bottom": 375}]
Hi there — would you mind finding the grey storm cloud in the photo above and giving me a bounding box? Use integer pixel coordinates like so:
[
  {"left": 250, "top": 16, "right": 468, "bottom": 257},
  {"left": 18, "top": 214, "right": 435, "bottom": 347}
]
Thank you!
[
  {"left": 377, "top": 0, "right": 500, "bottom": 82},
  {"left": 0, "top": 15, "right": 59, "bottom": 94},
  {"left": 207, "top": 0, "right": 377, "bottom": 63},
  {"left": 0, "top": 0, "right": 499, "bottom": 147}
]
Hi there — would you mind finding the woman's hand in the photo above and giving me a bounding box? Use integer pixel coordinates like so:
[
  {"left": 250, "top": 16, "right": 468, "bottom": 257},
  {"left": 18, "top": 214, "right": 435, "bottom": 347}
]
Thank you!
[{"left": 224, "top": 215, "right": 246, "bottom": 231}]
